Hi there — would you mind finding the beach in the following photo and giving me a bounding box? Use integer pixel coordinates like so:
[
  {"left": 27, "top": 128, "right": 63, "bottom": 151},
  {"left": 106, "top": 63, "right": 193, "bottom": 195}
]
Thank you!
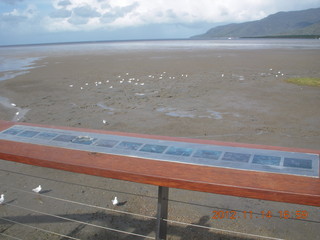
[
  {"left": 0, "top": 43, "right": 320, "bottom": 150},
  {"left": 0, "top": 40, "right": 320, "bottom": 239}
]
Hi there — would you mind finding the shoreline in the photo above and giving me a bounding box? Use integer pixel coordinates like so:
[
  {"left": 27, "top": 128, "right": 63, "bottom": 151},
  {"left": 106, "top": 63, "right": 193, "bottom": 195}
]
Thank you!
[
  {"left": 0, "top": 56, "right": 46, "bottom": 82},
  {"left": 0, "top": 96, "right": 30, "bottom": 122}
]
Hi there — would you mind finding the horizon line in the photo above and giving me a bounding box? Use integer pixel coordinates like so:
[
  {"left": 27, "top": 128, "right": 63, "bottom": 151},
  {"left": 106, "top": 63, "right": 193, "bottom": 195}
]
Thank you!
[{"left": 0, "top": 38, "right": 191, "bottom": 48}]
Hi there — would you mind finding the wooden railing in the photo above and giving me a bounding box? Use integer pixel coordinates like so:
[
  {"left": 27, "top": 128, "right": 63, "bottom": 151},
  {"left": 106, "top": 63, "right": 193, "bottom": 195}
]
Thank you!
[{"left": 0, "top": 120, "right": 319, "bottom": 239}]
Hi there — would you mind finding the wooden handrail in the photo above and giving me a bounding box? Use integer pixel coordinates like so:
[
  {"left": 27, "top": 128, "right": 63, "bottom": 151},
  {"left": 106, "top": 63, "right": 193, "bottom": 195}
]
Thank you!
[{"left": 0, "top": 120, "right": 319, "bottom": 206}]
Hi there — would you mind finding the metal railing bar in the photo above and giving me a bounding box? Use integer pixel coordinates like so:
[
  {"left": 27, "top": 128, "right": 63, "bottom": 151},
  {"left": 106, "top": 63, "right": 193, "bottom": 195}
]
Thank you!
[
  {"left": 1, "top": 174, "right": 318, "bottom": 224},
  {"left": 0, "top": 217, "right": 80, "bottom": 240},
  {"left": 5, "top": 203, "right": 154, "bottom": 239},
  {"left": 0, "top": 168, "right": 157, "bottom": 199},
  {"left": 164, "top": 219, "right": 284, "bottom": 240},
  {"left": 0, "top": 233, "right": 24, "bottom": 240},
  {"left": 2, "top": 185, "right": 156, "bottom": 220}
]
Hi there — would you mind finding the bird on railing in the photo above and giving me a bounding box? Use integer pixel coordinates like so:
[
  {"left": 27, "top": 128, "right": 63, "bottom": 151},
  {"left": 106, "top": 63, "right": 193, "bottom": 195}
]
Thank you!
[
  {"left": 0, "top": 194, "right": 4, "bottom": 204},
  {"left": 32, "top": 185, "right": 42, "bottom": 193},
  {"left": 112, "top": 197, "right": 118, "bottom": 206}
]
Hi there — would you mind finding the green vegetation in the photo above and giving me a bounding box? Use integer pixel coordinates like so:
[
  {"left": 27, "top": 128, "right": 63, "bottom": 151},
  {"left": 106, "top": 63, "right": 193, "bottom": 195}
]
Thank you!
[
  {"left": 244, "top": 35, "right": 320, "bottom": 39},
  {"left": 191, "top": 7, "right": 320, "bottom": 39},
  {"left": 285, "top": 78, "right": 320, "bottom": 87}
]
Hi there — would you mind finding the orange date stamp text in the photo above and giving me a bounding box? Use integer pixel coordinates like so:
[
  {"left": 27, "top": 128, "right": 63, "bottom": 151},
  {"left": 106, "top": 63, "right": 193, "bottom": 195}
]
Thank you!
[{"left": 211, "top": 210, "right": 308, "bottom": 220}]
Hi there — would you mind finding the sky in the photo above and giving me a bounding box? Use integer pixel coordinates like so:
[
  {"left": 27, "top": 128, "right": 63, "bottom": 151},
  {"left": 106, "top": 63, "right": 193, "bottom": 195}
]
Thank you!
[{"left": 0, "top": 0, "right": 319, "bottom": 45}]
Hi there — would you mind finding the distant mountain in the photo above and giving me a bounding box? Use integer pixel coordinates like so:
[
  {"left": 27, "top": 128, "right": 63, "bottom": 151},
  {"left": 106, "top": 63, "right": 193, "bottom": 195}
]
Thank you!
[{"left": 191, "top": 7, "right": 320, "bottom": 39}]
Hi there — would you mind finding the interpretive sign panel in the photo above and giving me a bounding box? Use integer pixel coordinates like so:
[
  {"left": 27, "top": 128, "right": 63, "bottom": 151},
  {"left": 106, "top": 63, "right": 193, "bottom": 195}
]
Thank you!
[{"left": 0, "top": 125, "right": 318, "bottom": 178}]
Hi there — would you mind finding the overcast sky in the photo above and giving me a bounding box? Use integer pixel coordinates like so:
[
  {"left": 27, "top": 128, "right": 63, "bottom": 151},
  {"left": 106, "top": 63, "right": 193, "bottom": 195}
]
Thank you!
[{"left": 0, "top": 0, "right": 319, "bottom": 45}]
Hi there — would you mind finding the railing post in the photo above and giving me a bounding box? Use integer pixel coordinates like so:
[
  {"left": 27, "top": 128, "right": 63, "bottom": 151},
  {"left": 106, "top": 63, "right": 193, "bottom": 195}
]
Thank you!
[{"left": 156, "top": 186, "right": 169, "bottom": 240}]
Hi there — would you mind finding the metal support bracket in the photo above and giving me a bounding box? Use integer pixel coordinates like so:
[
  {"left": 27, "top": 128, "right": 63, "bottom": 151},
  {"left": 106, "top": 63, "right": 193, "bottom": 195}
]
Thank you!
[{"left": 156, "top": 186, "right": 169, "bottom": 240}]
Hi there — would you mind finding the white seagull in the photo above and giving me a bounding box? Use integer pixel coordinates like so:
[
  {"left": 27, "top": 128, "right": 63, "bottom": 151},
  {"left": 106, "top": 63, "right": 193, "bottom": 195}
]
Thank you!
[
  {"left": 0, "top": 194, "right": 4, "bottom": 204},
  {"left": 32, "top": 185, "right": 42, "bottom": 193},
  {"left": 112, "top": 197, "right": 118, "bottom": 206}
]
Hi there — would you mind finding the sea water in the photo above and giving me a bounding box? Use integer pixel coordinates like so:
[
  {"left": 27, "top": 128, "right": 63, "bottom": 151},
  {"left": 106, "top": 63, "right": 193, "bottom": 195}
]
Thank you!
[{"left": 0, "top": 56, "right": 45, "bottom": 81}]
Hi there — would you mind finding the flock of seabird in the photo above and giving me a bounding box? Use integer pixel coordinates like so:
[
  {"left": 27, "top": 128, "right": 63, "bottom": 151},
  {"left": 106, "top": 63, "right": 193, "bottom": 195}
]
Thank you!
[{"left": 0, "top": 185, "right": 120, "bottom": 206}]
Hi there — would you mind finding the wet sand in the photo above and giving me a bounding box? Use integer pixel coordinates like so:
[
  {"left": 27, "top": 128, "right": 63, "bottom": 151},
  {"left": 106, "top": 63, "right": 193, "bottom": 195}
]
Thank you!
[
  {"left": 0, "top": 48, "right": 320, "bottom": 239},
  {"left": 0, "top": 48, "right": 319, "bottom": 149}
]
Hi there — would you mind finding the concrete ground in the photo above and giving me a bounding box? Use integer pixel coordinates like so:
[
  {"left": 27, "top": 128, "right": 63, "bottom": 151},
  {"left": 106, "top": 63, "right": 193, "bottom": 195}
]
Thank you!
[{"left": 0, "top": 160, "right": 319, "bottom": 240}]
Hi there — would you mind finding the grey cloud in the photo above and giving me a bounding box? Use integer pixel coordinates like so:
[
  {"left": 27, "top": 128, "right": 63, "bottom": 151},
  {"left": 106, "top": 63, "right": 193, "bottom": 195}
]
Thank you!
[
  {"left": 67, "top": 5, "right": 102, "bottom": 26},
  {"left": 218, "top": 6, "right": 230, "bottom": 17},
  {"left": 156, "top": 12, "right": 163, "bottom": 18},
  {"left": 100, "top": 12, "right": 117, "bottom": 24},
  {"left": 118, "top": 2, "right": 139, "bottom": 16},
  {"left": 26, "top": 7, "right": 35, "bottom": 16},
  {"left": 68, "top": 15, "right": 89, "bottom": 25},
  {"left": 58, "top": 0, "right": 71, "bottom": 7},
  {"left": 50, "top": 9, "right": 72, "bottom": 18},
  {"left": 0, "top": 4, "right": 36, "bottom": 27},
  {"left": 166, "top": 10, "right": 176, "bottom": 19},
  {"left": 100, "top": 2, "right": 139, "bottom": 24},
  {"left": 73, "top": 5, "right": 101, "bottom": 18},
  {"left": 100, "top": 3, "right": 111, "bottom": 10},
  {"left": 96, "top": 0, "right": 111, "bottom": 8}
]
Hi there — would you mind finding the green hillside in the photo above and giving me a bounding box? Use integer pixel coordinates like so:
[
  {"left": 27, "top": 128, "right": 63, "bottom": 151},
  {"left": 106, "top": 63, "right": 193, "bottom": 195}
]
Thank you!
[{"left": 192, "top": 7, "right": 320, "bottom": 39}]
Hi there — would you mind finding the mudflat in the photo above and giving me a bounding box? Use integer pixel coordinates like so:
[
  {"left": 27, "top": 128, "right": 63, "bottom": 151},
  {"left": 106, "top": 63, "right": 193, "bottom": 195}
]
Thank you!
[{"left": 0, "top": 48, "right": 319, "bottom": 149}]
